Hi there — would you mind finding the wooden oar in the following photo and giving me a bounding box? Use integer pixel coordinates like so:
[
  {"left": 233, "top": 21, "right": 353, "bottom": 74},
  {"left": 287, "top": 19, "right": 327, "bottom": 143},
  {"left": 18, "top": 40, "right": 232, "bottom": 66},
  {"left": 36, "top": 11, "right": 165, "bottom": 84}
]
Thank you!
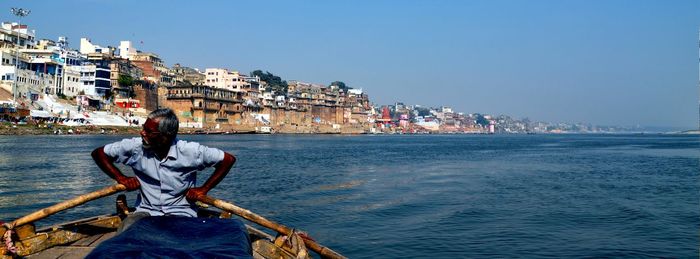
[
  {"left": 197, "top": 195, "right": 347, "bottom": 259},
  {"left": 5, "top": 184, "right": 126, "bottom": 229}
]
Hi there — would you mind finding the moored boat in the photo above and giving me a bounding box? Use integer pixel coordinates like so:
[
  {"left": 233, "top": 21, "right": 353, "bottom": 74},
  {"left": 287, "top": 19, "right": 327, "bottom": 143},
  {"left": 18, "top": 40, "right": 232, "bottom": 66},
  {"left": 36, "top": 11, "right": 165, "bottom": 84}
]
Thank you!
[{"left": 255, "top": 126, "right": 273, "bottom": 134}]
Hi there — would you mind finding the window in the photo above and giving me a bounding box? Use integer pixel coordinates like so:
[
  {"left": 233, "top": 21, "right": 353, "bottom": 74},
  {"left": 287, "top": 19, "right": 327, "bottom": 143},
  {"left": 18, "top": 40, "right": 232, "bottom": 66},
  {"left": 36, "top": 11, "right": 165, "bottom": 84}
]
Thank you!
[
  {"left": 96, "top": 80, "right": 109, "bottom": 88},
  {"left": 96, "top": 70, "right": 110, "bottom": 78}
]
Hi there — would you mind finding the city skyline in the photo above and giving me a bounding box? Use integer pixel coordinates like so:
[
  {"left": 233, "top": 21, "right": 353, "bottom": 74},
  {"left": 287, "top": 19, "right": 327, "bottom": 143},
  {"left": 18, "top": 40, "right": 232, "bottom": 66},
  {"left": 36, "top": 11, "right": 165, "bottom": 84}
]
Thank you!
[{"left": 2, "top": 0, "right": 698, "bottom": 129}]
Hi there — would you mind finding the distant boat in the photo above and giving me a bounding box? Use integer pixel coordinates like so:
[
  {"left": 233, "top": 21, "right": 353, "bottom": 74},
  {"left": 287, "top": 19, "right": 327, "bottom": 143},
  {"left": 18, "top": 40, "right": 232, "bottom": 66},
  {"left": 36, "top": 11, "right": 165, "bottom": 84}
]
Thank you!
[
  {"left": 256, "top": 126, "right": 273, "bottom": 134},
  {"left": 192, "top": 129, "right": 226, "bottom": 135}
]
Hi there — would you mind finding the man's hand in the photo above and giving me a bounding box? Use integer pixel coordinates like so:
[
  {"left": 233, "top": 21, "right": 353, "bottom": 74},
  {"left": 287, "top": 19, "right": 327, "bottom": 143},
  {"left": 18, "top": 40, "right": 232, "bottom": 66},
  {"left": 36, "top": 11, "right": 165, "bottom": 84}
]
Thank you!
[
  {"left": 186, "top": 187, "right": 209, "bottom": 202},
  {"left": 92, "top": 146, "right": 137, "bottom": 191},
  {"left": 116, "top": 176, "right": 140, "bottom": 191}
]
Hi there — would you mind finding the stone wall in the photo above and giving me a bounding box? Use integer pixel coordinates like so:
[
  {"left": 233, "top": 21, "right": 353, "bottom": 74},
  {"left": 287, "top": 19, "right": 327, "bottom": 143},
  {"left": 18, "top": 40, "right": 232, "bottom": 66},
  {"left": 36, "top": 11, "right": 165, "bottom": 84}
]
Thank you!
[
  {"left": 133, "top": 84, "right": 159, "bottom": 111},
  {"left": 164, "top": 98, "right": 196, "bottom": 123},
  {"left": 160, "top": 94, "right": 370, "bottom": 133}
]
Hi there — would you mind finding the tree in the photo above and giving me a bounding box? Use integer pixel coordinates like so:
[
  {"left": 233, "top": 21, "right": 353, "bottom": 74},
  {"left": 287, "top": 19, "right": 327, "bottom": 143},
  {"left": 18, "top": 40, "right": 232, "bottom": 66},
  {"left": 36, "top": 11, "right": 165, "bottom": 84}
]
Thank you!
[
  {"left": 118, "top": 75, "right": 135, "bottom": 87},
  {"left": 329, "top": 81, "right": 349, "bottom": 90},
  {"left": 475, "top": 114, "right": 490, "bottom": 127},
  {"left": 251, "top": 70, "right": 287, "bottom": 95},
  {"left": 118, "top": 75, "right": 136, "bottom": 98},
  {"left": 415, "top": 107, "right": 431, "bottom": 117}
]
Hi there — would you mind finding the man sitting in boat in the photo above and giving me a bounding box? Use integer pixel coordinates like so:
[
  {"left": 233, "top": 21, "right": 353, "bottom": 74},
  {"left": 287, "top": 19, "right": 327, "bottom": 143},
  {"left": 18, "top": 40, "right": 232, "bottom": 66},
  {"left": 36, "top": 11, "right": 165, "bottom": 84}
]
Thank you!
[{"left": 91, "top": 108, "right": 236, "bottom": 230}]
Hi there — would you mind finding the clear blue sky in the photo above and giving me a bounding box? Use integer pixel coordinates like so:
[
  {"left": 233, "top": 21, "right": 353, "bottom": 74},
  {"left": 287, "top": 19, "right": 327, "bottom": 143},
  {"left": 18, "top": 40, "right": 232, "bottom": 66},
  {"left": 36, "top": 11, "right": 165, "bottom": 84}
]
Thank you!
[{"left": 3, "top": 0, "right": 699, "bottom": 128}]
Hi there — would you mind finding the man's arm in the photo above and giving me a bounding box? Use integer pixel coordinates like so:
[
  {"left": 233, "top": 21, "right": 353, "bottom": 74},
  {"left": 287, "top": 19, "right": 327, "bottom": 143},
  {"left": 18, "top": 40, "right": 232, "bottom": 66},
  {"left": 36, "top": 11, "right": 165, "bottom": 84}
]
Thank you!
[
  {"left": 91, "top": 146, "right": 140, "bottom": 191},
  {"left": 186, "top": 152, "right": 236, "bottom": 201}
]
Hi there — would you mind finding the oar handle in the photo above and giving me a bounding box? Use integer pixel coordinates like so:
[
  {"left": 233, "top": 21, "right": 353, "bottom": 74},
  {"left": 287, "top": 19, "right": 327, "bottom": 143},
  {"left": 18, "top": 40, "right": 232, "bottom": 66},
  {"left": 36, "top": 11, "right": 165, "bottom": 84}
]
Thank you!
[
  {"left": 7, "top": 184, "right": 127, "bottom": 229},
  {"left": 197, "top": 195, "right": 347, "bottom": 259}
]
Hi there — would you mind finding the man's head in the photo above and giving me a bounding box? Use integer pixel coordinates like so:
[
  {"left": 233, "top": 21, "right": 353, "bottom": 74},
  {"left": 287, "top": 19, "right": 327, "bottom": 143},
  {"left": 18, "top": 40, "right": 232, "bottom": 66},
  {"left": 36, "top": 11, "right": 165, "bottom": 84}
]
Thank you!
[{"left": 140, "top": 108, "right": 179, "bottom": 150}]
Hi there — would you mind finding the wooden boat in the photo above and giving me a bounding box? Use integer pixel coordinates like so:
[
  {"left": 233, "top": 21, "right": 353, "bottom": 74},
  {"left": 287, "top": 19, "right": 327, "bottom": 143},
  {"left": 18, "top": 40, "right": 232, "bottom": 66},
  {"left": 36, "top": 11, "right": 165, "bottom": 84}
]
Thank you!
[
  {"left": 255, "top": 126, "right": 273, "bottom": 134},
  {"left": 1, "top": 185, "right": 345, "bottom": 259}
]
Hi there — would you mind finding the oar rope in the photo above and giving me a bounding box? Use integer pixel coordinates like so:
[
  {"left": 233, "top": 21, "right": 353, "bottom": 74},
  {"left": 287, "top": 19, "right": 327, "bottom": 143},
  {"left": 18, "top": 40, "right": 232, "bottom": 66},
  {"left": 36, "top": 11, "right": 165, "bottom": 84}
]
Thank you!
[
  {"left": 3, "top": 184, "right": 126, "bottom": 254},
  {"left": 197, "top": 195, "right": 347, "bottom": 259}
]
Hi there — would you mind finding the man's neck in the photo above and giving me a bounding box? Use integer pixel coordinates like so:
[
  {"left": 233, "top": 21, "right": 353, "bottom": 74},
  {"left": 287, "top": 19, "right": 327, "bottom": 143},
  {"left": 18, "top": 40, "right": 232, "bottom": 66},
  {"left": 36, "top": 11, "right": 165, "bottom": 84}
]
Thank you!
[
  {"left": 154, "top": 148, "right": 169, "bottom": 161},
  {"left": 153, "top": 138, "right": 175, "bottom": 161}
]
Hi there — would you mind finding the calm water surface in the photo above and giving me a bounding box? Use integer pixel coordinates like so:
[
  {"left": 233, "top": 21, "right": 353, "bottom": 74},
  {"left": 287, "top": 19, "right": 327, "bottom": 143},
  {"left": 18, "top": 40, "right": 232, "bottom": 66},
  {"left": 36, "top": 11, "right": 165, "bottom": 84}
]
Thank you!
[{"left": 0, "top": 134, "right": 697, "bottom": 258}]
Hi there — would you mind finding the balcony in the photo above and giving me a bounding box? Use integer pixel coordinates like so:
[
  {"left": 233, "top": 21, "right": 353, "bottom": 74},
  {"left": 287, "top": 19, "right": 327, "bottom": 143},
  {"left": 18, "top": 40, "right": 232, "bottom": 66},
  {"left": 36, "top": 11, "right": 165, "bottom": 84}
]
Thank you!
[
  {"left": 224, "top": 105, "right": 243, "bottom": 113},
  {"left": 192, "top": 103, "right": 220, "bottom": 111},
  {"left": 167, "top": 93, "right": 203, "bottom": 99},
  {"left": 207, "top": 95, "right": 243, "bottom": 103}
]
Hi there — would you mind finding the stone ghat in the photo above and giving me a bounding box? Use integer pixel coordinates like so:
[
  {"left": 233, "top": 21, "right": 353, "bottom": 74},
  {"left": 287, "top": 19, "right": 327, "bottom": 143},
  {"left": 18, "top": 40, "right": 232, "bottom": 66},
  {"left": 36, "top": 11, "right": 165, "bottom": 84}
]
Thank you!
[
  {"left": 0, "top": 123, "right": 369, "bottom": 135},
  {"left": 0, "top": 124, "right": 141, "bottom": 135}
]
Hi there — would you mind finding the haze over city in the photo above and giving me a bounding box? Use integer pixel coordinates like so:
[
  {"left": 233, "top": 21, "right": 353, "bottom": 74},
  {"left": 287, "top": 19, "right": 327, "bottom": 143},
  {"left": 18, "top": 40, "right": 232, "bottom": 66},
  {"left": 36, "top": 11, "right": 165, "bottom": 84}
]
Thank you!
[{"left": 5, "top": 0, "right": 698, "bottom": 129}]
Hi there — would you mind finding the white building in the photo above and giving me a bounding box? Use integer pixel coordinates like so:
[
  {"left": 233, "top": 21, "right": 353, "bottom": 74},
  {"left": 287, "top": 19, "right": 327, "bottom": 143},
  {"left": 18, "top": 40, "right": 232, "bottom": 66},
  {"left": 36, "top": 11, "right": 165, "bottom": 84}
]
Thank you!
[
  {"left": 0, "top": 22, "right": 38, "bottom": 104},
  {"left": 0, "top": 60, "right": 50, "bottom": 103},
  {"left": 19, "top": 48, "right": 61, "bottom": 95},
  {"left": 58, "top": 48, "right": 85, "bottom": 97},
  {"left": 275, "top": 95, "right": 286, "bottom": 107},
  {"left": 26, "top": 37, "right": 86, "bottom": 97},
  {"left": 62, "top": 65, "right": 82, "bottom": 97},
  {"left": 80, "top": 38, "right": 111, "bottom": 55},
  {"left": 118, "top": 41, "right": 136, "bottom": 60},
  {"left": 78, "top": 63, "right": 111, "bottom": 97},
  {"left": 0, "top": 22, "right": 36, "bottom": 49},
  {"left": 205, "top": 68, "right": 249, "bottom": 91},
  {"left": 347, "top": 88, "right": 363, "bottom": 96}
]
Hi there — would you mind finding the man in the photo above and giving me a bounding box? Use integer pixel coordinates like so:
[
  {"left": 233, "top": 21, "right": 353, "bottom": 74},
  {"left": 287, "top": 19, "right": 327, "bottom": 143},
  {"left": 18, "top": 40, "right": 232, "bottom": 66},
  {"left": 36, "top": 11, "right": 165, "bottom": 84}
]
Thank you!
[{"left": 92, "top": 108, "right": 235, "bottom": 225}]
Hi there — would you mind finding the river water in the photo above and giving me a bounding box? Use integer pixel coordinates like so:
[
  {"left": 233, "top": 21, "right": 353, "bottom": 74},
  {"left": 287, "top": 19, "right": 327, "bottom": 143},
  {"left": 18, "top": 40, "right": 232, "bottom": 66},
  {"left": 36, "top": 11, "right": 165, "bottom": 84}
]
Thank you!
[{"left": 0, "top": 134, "right": 697, "bottom": 258}]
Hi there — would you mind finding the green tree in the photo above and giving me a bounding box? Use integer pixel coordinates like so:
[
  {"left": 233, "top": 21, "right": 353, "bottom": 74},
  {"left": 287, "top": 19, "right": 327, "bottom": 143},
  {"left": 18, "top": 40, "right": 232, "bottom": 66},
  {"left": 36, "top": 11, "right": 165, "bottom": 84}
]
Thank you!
[
  {"left": 118, "top": 75, "right": 137, "bottom": 98},
  {"left": 415, "top": 107, "right": 431, "bottom": 117},
  {"left": 251, "top": 70, "right": 288, "bottom": 95},
  {"left": 329, "top": 81, "right": 350, "bottom": 90},
  {"left": 475, "top": 114, "right": 490, "bottom": 127},
  {"left": 118, "top": 74, "right": 135, "bottom": 87}
]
